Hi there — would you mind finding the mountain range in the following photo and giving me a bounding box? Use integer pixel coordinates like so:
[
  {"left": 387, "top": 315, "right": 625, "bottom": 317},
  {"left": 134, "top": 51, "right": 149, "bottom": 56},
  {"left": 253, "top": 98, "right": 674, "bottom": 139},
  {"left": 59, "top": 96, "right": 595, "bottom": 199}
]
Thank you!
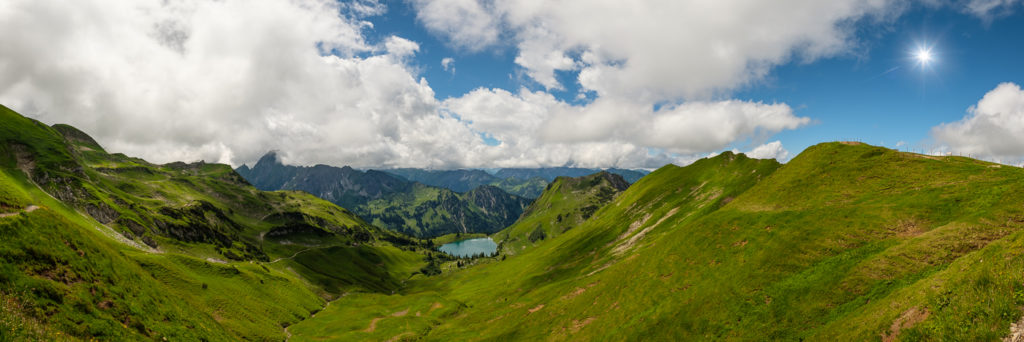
[
  {"left": 383, "top": 167, "right": 646, "bottom": 198},
  {"left": 236, "top": 153, "right": 531, "bottom": 238},
  {"left": 4, "top": 103, "right": 1024, "bottom": 341}
]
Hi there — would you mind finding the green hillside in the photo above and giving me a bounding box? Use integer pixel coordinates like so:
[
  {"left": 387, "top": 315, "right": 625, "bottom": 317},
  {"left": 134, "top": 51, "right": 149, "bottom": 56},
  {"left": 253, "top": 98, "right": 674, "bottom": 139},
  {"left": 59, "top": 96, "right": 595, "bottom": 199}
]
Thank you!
[
  {"left": 8, "top": 98, "right": 1024, "bottom": 341},
  {"left": 289, "top": 143, "right": 1024, "bottom": 341},
  {"left": 494, "top": 171, "right": 630, "bottom": 255},
  {"left": 0, "top": 105, "right": 432, "bottom": 341}
]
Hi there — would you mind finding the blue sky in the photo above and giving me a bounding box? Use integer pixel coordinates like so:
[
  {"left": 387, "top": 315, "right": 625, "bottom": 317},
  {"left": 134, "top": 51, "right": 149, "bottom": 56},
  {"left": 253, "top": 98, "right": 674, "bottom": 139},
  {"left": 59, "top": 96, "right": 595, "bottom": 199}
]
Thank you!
[
  {"left": 2, "top": 0, "right": 1024, "bottom": 168},
  {"left": 365, "top": 1, "right": 1024, "bottom": 160},
  {"left": 742, "top": 6, "right": 1024, "bottom": 156}
]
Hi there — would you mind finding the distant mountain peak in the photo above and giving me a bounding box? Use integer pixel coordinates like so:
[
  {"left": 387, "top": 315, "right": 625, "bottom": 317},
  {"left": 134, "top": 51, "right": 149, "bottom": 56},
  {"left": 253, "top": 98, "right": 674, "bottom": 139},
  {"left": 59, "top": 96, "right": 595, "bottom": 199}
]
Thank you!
[{"left": 255, "top": 150, "right": 283, "bottom": 167}]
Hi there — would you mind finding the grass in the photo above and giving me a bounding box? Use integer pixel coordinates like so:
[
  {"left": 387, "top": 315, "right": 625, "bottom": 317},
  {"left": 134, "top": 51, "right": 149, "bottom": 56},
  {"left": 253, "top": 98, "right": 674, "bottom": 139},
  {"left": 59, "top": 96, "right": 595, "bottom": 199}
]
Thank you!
[
  {"left": 286, "top": 292, "right": 464, "bottom": 341},
  {"left": 290, "top": 144, "right": 1024, "bottom": 341},
  {"left": 0, "top": 105, "right": 434, "bottom": 340},
  {"left": 8, "top": 99, "right": 1024, "bottom": 341},
  {"left": 281, "top": 244, "right": 425, "bottom": 296},
  {"left": 494, "top": 171, "right": 629, "bottom": 255}
]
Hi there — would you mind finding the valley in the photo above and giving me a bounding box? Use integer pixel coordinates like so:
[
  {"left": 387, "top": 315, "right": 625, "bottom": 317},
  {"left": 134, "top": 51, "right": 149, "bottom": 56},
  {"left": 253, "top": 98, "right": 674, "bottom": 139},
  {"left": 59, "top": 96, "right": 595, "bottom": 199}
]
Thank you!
[{"left": 3, "top": 104, "right": 1024, "bottom": 341}]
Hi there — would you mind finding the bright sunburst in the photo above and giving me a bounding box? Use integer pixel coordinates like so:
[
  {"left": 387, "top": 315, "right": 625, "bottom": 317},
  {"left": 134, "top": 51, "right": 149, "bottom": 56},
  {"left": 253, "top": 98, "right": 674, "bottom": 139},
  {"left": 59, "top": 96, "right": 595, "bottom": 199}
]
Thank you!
[{"left": 916, "top": 48, "right": 933, "bottom": 65}]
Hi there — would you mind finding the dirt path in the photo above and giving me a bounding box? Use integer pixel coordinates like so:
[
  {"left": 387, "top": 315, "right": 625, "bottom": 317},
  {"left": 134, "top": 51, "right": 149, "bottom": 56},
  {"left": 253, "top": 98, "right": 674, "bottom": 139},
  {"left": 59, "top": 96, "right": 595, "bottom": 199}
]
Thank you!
[
  {"left": 362, "top": 308, "right": 410, "bottom": 334},
  {"left": 284, "top": 292, "right": 347, "bottom": 341},
  {"left": 364, "top": 318, "right": 382, "bottom": 333},
  {"left": 270, "top": 245, "right": 335, "bottom": 264},
  {"left": 0, "top": 205, "right": 39, "bottom": 218}
]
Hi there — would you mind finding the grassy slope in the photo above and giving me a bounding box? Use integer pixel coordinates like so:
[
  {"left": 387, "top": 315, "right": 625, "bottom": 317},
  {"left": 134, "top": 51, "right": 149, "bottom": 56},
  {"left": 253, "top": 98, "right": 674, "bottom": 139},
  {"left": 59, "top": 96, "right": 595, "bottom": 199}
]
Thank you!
[
  {"left": 0, "top": 105, "right": 431, "bottom": 340},
  {"left": 289, "top": 151, "right": 780, "bottom": 340},
  {"left": 292, "top": 144, "right": 1024, "bottom": 341},
  {"left": 9, "top": 96, "right": 1024, "bottom": 342},
  {"left": 0, "top": 167, "right": 322, "bottom": 341},
  {"left": 494, "top": 171, "right": 629, "bottom": 255}
]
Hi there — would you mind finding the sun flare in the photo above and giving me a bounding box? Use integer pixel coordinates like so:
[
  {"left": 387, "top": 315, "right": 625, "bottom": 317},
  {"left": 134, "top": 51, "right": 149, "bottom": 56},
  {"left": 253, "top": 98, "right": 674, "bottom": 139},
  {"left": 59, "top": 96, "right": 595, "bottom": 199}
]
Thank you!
[{"left": 916, "top": 48, "right": 933, "bottom": 66}]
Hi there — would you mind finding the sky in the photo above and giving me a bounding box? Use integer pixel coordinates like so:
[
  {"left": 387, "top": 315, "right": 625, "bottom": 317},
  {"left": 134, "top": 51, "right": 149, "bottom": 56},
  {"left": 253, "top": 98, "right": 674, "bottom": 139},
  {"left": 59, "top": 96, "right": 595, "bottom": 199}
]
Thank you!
[{"left": 1, "top": 0, "right": 1023, "bottom": 169}]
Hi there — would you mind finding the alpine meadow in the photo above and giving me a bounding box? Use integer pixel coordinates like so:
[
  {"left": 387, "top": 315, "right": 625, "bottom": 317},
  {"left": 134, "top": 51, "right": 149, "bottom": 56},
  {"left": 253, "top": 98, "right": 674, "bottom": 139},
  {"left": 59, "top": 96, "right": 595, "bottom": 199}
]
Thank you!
[{"left": 4, "top": 0, "right": 1024, "bottom": 341}]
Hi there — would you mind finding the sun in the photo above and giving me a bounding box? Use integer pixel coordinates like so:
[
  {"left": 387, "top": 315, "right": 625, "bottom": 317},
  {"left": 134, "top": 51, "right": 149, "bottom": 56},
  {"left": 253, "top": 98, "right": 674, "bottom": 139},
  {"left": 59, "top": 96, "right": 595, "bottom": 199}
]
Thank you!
[{"left": 915, "top": 48, "right": 933, "bottom": 66}]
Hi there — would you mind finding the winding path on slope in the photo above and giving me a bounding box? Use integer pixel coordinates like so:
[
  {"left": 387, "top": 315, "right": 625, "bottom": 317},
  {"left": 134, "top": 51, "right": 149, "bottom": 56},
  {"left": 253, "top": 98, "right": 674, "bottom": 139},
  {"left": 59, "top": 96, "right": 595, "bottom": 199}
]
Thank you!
[
  {"left": 269, "top": 245, "right": 339, "bottom": 264},
  {"left": 0, "top": 205, "right": 39, "bottom": 218}
]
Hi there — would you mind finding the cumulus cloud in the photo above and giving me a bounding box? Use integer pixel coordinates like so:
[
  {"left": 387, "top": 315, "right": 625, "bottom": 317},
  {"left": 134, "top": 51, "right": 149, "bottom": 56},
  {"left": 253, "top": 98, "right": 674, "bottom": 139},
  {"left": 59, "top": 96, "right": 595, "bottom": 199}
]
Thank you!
[
  {"left": 384, "top": 36, "right": 419, "bottom": 58},
  {"left": 442, "top": 88, "right": 807, "bottom": 167},
  {"left": 408, "top": 0, "right": 500, "bottom": 52},
  {"left": 0, "top": 0, "right": 473, "bottom": 168},
  {"left": 412, "top": 0, "right": 903, "bottom": 101},
  {"left": 745, "top": 141, "right": 791, "bottom": 161},
  {"left": 0, "top": 0, "right": 839, "bottom": 169},
  {"left": 932, "top": 82, "right": 1024, "bottom": 163}
]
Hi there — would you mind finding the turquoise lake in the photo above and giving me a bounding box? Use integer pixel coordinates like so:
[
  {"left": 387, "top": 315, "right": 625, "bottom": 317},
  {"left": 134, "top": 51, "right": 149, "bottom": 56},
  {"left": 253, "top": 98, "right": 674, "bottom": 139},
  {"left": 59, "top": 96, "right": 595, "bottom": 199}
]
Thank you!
[{"left": 438, "top": 237, "right": 497, "bottom": 257}]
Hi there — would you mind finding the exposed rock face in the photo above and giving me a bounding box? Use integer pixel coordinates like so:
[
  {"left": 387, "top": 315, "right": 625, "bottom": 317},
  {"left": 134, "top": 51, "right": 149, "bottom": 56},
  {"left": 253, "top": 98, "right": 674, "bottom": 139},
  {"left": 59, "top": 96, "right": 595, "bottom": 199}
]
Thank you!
[
  {"left": 85, "top": 202, "right": 119, "bottom": 224},
  {"left": 466, "top": 185, "right": 531, "bottom": 225},
  {"left": 235, "top": 152, "right": 297, "bottom": 191},
  {"left": 155, "top": 201, "right": 240, "bottom": 247},
  {"left": 238, "top": 153, "right": 410, "bottom": 209}
]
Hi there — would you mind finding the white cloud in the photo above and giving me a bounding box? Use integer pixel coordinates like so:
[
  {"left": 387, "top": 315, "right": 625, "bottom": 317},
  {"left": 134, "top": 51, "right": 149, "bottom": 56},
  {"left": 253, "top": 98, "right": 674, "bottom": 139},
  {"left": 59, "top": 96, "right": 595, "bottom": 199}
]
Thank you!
[
  {"left": 408, "top": 0, "right": 500, "bottom": 52},
  {"left": 384, "top": 36, "right": 419, "bottom": 58},
  {"left": 412, "top": 0, "right": 903, "bottom": 100},
  {"left": 0, "top": 0, "right": 474, "bottom": 168},
  {"left": 932, "top": 82, "right": 1024, "bottom": 163},
  {"left": 441, "top": 57, "right": 455, "bottom": 73},
  {"left": 963, "top": 0, "right": 1022, "bottom": 19},
  {"left": 442, "top": 88, "right": 807, "bottom": 167},
  {"left": 745, "top": 141, "right": 790, "bottom": 161},
  {"left": 0, "top": 0, "right": 826, "bottom": 169},
  {"left": 341, "top": 0, "right": 388, "bottom": 18}
]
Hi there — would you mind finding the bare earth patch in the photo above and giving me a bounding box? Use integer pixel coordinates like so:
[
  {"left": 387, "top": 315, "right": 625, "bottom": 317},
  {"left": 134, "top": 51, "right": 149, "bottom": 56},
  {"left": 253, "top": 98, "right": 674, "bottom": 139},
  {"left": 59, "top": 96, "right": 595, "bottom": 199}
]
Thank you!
[
  {"left": 613, "top": 208, "right": 678, "bottom": 255},
  {"left": 881, "top": 307, "right": 929, "bottom": 342},
  {"left": 1005, "top": 315, "right": 1024, "bottom": 342},
  {"left": 570, "top": 317, "right": 597, "bottom": 333},
  {"left": 391, "top": 308, "right": 409, "bottom": 317},
  {"left": 528, "top": 304, "right": 544, "bottom": 313},
  {"left": 364, "top": 317, "right": 382, "bottom": 333},
  {"left": 890, "top": 219, "right": 925, "bottom": 237},
  {"left": 561, "top": 287, "right": 587, "bottom": 301},
  {"left": 428, "top": 302, "right": 443, "bottom": 313}
]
